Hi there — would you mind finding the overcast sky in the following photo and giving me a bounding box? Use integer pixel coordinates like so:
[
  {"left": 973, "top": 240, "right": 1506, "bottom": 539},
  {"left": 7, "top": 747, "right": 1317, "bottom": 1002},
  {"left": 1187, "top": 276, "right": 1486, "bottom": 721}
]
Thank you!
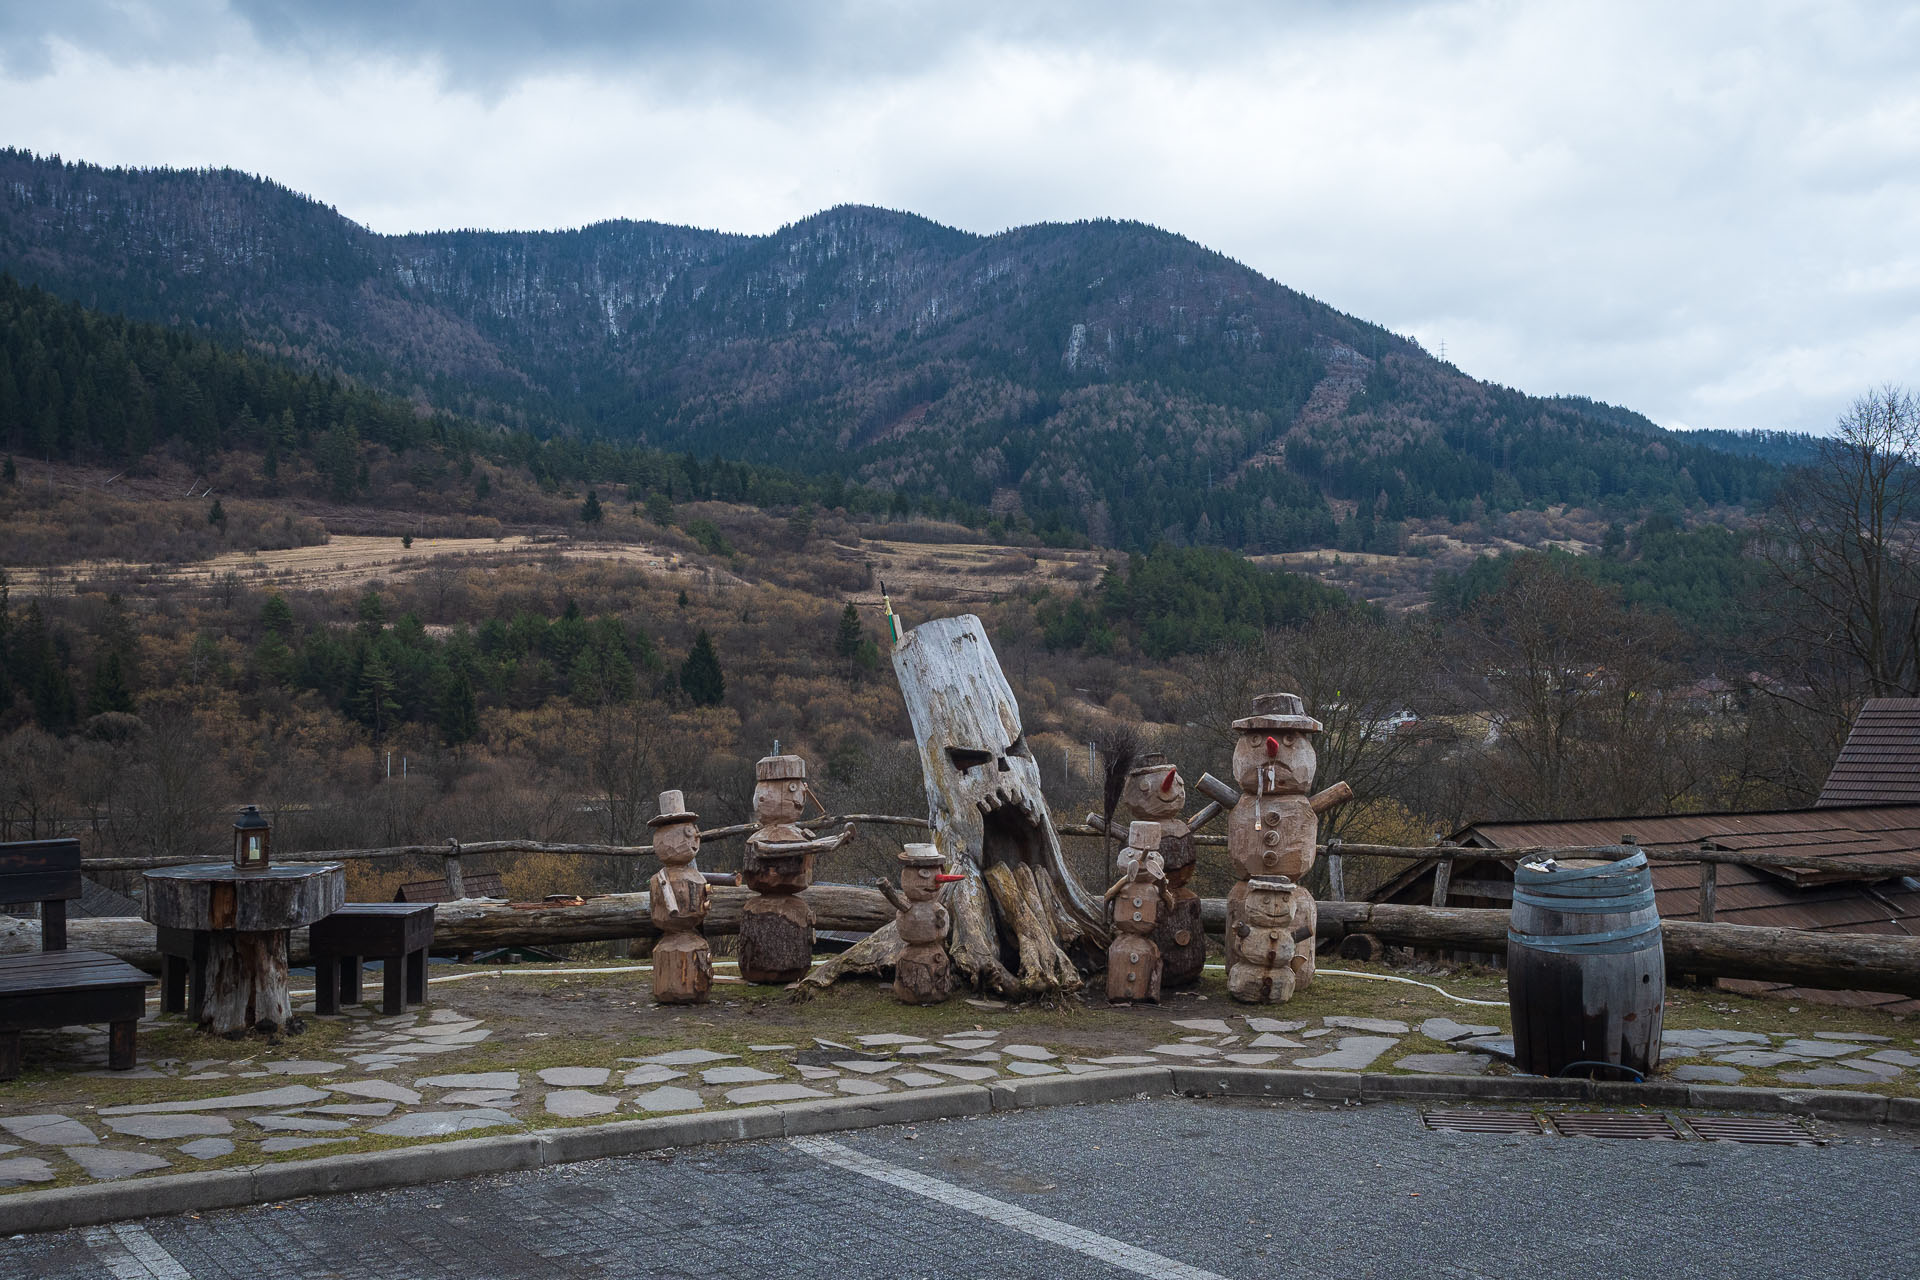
[{"left": 2, "top": 1, "right": 1915, "bottom": 434}]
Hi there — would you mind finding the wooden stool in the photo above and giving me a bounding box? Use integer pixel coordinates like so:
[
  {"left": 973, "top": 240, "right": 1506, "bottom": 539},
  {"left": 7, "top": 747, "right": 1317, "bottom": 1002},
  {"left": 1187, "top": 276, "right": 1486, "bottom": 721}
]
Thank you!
[
  {"left": 309, "top": 904, "right": 435, "bottom": 1016},
  {"left": 156, "top": 926, "right": 209, "bottom": 1021}
]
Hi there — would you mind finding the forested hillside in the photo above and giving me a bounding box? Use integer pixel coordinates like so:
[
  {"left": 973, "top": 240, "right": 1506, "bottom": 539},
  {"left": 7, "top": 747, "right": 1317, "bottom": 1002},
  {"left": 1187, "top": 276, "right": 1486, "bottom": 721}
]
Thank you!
[{"left": 1, "top": 150, "right": 1780, "bottom": 551}]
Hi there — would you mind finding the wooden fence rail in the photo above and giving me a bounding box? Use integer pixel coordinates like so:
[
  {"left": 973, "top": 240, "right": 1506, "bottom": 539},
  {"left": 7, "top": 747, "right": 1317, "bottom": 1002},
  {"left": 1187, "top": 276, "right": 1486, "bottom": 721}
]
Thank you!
[{"left": 80, "top": 825, "right": 1915, "bottom": 891}]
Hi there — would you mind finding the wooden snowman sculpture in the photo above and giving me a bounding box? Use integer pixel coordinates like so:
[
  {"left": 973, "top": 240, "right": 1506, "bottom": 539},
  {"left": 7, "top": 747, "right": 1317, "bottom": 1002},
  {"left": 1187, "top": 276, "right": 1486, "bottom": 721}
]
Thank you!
[
  {"left": 1225, "top": 693, "right": 1350, "bottom": 1004},
  {"left": 1119, "top": 754, "right": 1214, "bottom": 989},
  {"left": 876, "top": 843, "right": 965, "bottom": 1005},
  {"left": 1106, "top": 820, "right": 1175, "bottom": 1002},
  {"left": 741, "top": 754, "right": 851, "bottom": 984},
  {"left": 647, "top": 790, "right": 712, "bottom": 1005}
]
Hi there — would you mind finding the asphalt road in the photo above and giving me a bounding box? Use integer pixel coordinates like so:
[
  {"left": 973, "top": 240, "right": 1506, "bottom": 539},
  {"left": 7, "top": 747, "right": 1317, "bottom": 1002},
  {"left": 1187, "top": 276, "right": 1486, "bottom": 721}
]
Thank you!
[{"left": 6, "top": 1098, "right": 1917, "bottom": 1280}]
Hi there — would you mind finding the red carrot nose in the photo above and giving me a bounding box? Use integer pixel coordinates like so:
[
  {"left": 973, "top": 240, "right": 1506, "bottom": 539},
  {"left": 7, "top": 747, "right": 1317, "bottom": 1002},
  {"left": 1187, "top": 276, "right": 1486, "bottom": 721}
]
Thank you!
[
  {"left": 934, "top": 873, "right": 967, "bottom": 883},
  {"left": 1265, "top": 735, "right": 1279, "bottom": 757},
  {"left": 1159, "top": 769, "right": 1176, "bottom": 795}
]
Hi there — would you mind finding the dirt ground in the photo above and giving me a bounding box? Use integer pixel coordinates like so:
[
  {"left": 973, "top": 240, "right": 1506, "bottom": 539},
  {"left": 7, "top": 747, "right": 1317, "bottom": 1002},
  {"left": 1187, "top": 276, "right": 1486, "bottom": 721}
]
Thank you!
[{"left": 27, "top": 534, "right": 709, "bottom": 597}]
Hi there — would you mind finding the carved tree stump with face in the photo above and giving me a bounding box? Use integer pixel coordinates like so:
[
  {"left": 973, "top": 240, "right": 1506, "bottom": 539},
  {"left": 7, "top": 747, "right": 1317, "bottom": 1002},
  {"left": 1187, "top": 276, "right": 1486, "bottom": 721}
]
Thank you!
[{"left": 800, "top": 615, "right": 1107, "bottom": 1000}]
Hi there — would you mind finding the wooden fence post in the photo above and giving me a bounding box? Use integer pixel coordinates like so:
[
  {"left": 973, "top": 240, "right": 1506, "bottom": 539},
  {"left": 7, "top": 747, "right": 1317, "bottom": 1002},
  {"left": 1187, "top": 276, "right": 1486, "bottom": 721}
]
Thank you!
[
  {"left": 443, "top": 838, "right": 465, "bottom": 901},
  {"left": 1699, "top": 861, "right": 1717, "bottom": 924},
  {"left": 1430, "top": 846, "right": 1456, "bottom": 908},
  {"left": 1326, "top": 838, "right": 1346, "bottom": 903}
]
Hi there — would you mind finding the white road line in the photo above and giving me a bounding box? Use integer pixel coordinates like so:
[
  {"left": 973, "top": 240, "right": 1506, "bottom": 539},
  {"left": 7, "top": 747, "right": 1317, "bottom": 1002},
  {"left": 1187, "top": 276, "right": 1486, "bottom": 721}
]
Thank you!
[
  {"left": 81, "top": 1222, "right": 193, "bottom": 1279},
  {"left": 792, "top": 1136, "right": 1234, "bottom": 1280}
]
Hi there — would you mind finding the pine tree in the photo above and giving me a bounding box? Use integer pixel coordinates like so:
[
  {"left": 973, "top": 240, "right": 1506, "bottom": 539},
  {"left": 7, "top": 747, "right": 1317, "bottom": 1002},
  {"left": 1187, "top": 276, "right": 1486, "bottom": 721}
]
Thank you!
[
  {"left": 580, "top": 489, "right": 604, "bottom": 525},
  {"left": 834, "top": 602, "right": 865, "bottom": 679},
  {"left": 435, "top": 668, "right": 479, "bottom": 747},
  {"left": 679, "top": 630, "right": 725, "bottom": 707},
  {"left": 207, "top": 498, "right": 226, "bottom": 528},
  {"left": 88, "top": 649, "right": 135, "bottom": 716},
  {"left": 259, "top": 592, "right": 294, "bottom": 635},
  {"left": 354, "top": 649, "right": 400, "bottom": 739}
]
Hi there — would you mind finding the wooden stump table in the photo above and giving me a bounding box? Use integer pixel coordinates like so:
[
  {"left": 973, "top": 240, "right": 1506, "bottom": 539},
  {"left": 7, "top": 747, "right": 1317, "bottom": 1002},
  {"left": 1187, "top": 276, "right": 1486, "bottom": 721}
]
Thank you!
[{"left": 143, "top": 863, "right": 345, "bottom": 1035}]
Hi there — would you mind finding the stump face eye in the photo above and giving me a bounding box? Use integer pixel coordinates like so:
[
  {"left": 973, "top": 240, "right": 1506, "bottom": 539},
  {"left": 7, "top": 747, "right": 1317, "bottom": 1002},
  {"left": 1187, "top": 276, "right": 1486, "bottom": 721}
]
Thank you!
[{"left": 946, "top": 747, "right": 994, "bottom": 772}]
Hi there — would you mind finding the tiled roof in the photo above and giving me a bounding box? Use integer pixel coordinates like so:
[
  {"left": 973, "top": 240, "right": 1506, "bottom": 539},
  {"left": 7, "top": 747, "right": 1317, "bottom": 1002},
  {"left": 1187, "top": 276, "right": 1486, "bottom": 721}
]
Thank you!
[{"left": 1818, "top": 698, "right": 1920, "bottom": 806}]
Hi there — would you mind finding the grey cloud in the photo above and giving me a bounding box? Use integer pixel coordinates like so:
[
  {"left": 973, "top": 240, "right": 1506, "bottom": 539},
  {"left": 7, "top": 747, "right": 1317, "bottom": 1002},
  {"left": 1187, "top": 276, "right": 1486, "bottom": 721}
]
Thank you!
[{"left": 10, "top": 1, "right": 1420, "bottom": 92}]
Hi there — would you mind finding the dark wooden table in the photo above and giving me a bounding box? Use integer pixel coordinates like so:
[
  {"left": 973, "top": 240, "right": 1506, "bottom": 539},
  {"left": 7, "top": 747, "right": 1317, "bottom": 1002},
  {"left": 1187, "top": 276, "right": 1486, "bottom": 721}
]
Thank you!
[{"left": 142, "top": 862, "right": 344, "bottom": 1035}]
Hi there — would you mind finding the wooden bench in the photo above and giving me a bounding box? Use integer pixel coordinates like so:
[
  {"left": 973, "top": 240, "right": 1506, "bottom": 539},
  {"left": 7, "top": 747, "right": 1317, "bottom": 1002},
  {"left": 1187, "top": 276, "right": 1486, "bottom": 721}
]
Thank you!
[
  {"left": 309, "top": 903, "right": 436, "bottom": 1015},
  {"left": 0, "top": 839, "right": 155, "bottom": 1079}
]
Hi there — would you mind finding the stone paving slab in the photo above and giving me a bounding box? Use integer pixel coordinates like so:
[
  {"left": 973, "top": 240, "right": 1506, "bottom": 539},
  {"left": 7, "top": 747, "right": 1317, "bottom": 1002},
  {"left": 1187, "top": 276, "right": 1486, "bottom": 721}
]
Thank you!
[
  {"left": 724, "top": 1083, "right": 829, "bottom": 1105},
  {"left": 64, "top": 1148, "right": 170, "bottom": 1180},
  {"left": 176, "top": 1138, "right": 235, "bottom": 1160},
  {"left": 1, "top": 1115, "right": 100, "bottom": 1145},
  {"left": 631, "top": 1087, "right": 704, "bottom": 1113},
  {"left": 1296, "top": 1036, "right": 1400, "bottom": 1070},
  {"left": 370, "top": 1109, "right": 518, "bottom": 1138},
  {"left": 327, "top": 1080, "right": 421, "bottom": 1104},
  {"left": 621, "top": 1065, "right": 688, "bottom": 1086},
  {"left": 417, "top": 1072, "right": 519, "bottom": 1090},
  {"left": 0, "top": 1158, "right": 56, "bottom": 1187},
  {"left": 702, "top": 1066, "right": 780, "bottom": 1085},
  {"left": 1420, "top": 1018, "right": 1499, "bottom": 1043},
  {"left": 103, "top": 1115, "right": 232, "bottom": 1140},
  {"left": 537, "top": 1067, "right": 611, "bottom": 1087},
  {"left": 544, "top": 1090, "right": 619, "bottom": 1117},
  {"left": 1669, "top": 1065, "right": 1745, "bottom": 1084},
  {"left": 99, "top": 1086, "right": 329, "bottom": 1115},
  {"left": 1325, "top": 1016, "right": 1410, "bottom": 1034},
  {"left": 1779, "top": 1039, "right": 1875, "bottom": 1059}
]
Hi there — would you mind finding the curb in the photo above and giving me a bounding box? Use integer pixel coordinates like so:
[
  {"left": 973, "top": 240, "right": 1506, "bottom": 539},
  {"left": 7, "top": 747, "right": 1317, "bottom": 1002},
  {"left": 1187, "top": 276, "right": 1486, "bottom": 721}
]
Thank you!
[{"left": 4, "top": 1070, "right": 1913, "bottom": 1235}]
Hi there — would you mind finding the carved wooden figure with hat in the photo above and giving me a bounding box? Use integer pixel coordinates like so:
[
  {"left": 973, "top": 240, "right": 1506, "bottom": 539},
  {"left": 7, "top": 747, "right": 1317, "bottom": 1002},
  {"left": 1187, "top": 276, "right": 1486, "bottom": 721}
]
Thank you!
[
  {"left": 1116, "top": 753, "right": 1220, "bottom": 988},
  {"left": 647, "top": 790, "right": 712, "bottom": 1004},
  {"left": 875, "top": 843, "right": 966, "bottom": 1004},
  {"left": 1105, "top": 820, "right": 1176, "bottom": 1002},
  {"left": 1222, "top": 693, "right": 1351, "bottom": 1003},
  {"left": 740, "top": 754, "right": 853, "bottom": 984}
]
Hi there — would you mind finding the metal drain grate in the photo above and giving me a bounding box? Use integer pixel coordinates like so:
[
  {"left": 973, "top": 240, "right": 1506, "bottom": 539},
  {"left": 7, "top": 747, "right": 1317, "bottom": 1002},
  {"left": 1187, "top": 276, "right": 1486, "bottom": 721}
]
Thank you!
[
  {"left": 1423, "top": 1110, "right": 1545, "bottom": 1135},
  {"left": 1546, "top": 1112, "right": 1683, "bottom": 1140},
  {"left": 1683, "top": 1116, "right": 1825, "bottom": 1146}
]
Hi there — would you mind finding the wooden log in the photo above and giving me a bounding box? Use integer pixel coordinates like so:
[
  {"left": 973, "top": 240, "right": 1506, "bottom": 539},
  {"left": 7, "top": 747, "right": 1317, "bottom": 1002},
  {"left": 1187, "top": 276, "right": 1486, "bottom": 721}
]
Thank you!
[
  {"left": 202, "top": 929, "right": 292, "bottom": 1035},
  {"left": 651, "top": 932, "right": 712, "bottom": 1004},
  {"left": 738, "top": 894, "right": 814, "bottom": 984}
]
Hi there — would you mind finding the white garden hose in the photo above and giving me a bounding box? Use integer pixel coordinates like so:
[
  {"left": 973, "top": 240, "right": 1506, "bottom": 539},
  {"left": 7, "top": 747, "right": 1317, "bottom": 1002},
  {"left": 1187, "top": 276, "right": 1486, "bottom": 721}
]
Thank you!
[{"left": 1202, "top": 963, "right": 1507, "bottom": 1008}]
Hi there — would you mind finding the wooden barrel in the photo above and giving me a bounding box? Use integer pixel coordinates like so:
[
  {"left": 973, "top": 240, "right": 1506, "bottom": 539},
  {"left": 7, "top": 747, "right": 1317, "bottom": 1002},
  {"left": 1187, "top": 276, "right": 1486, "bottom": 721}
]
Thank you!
[{"left": 1507, "top": 851, "right": 1664, "bottom": 1079}]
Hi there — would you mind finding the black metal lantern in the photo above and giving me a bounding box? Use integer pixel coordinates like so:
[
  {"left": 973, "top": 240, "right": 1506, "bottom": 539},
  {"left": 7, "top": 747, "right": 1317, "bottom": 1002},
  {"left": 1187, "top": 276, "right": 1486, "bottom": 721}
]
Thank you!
[{"left": 233, "top": 805, "right": 271, "bottom": 871}]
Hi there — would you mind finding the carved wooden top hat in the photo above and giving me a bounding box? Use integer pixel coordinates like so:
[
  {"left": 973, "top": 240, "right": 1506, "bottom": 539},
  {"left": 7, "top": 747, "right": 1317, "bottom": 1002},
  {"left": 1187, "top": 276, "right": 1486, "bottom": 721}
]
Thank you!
[
  {"left": 1126, "top": 751, "right": 1177, "bottom": 779},
  {"left": 1231, "top": 692, "right": 1323, "bottom": 733},
  {"left": 897, "top": 842, "right": 946, "bottom": 868},
  {"left": 754, "top": 754, "right": 809, "bottom": 782},
  {"left": 647, "top": 790, "right": 699, "bottom": 828}
]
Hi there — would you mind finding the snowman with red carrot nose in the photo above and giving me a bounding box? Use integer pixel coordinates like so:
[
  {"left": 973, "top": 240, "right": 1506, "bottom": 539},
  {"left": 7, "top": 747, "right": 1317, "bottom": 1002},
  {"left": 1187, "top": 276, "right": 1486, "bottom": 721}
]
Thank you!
[{"left": 1224, "top": 693, "right": 1351, "bottom": 1004}]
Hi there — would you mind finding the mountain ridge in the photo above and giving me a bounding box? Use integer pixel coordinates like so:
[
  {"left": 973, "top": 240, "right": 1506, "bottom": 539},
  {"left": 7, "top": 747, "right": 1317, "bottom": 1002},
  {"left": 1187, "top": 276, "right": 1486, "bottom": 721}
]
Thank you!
[{"left": 0, "top": 148, "right": 1776, "bottom": 551}]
